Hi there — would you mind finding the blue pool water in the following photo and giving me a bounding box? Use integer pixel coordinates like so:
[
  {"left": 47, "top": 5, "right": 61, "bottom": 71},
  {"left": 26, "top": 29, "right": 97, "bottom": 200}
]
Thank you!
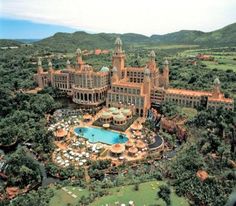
[{"left": 74, "top": 127, "right": 128, "bottom": 145}]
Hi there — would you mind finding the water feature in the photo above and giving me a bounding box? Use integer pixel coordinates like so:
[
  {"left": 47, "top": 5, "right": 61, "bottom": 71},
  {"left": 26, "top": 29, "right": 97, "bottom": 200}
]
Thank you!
[{"left": 74, "top": 127, "right": 128, "bottom": 145}]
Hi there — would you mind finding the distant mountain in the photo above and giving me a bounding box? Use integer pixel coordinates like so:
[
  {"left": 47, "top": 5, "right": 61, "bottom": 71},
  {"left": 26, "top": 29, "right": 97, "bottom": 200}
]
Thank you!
[
  {"left": 150, "top": 30, "right": 205, "bottom": 44},
  {"left": 16, "top": 39, "right": 41, "bottom": 44},
  {"left": 33, "top": 22, "right": 236, "bottom": 51},
  {"left": 0, "top": 39, "right": 23, "bottom": 47}
]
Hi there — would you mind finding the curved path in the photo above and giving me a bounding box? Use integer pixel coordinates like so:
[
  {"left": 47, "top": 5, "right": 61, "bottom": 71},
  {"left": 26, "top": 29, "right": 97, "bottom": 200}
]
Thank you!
[{"left": 148, "top": 135, "right": 164, "bottom": 150}]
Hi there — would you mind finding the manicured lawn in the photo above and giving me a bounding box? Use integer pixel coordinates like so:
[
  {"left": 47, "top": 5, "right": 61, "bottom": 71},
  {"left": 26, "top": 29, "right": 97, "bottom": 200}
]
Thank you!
[
  {"left": 91, "top": 181, "right": 189, "bottom": 206},
  {"left": 49, "top": 181, "right": 189, "bottom": 206},
  {"left": 49, "top": 186, "right": 90, "bottom": 206}
]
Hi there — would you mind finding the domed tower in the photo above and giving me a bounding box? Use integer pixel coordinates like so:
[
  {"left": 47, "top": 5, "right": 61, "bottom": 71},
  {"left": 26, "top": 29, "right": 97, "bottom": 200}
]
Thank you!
[
  {"left": 212, "top": 77, "right": 221, "bottom": 98},
  {"left": 112, "top": 37, "right": 125, "bottom": 80},
  {"left": 76, "top": 48, "right": 83, "bottom": 70},
  {"left": 148, "top": 50, "right": 159, "bottom": 87},
  {"left": 148, "top": 50, "right": 156, "bottom": 69},
  {"left": 111, "top": 67, "right": 119, "bottom": 83},
  {"left": 37, "top": 57, "right": 43, "bottom": 74},
  {"left": 163, "top": 59, "right": 169, "bottom": 89}
]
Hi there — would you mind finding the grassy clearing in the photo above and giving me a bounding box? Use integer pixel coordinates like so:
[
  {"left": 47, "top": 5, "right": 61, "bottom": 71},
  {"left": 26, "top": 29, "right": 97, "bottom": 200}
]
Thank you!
[
  {"left": 49, "top": 181, "right": 189, "bottom": 206},
  {"left": 180, "top": 48, "right": 236, "bottom": 72},
  {"left": 203, "top": 61, "right": 236, "bottom": 72},
  {"left": 49, "top": 186, "right": 89, "bottom": 206},
  {"left": 91, "top": 181, "right": 189, "bottom": 206}
]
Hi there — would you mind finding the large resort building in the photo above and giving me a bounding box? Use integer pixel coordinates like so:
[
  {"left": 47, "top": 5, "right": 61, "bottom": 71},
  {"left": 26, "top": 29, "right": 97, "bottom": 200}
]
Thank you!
[{"left": 34, "top": 38, "right": 234, "bottom": 115}]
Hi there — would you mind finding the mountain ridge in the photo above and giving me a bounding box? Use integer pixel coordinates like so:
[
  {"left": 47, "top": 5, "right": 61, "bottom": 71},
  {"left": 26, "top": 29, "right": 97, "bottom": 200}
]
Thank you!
[{"left": 1, "top": 22, "right": 236, "bottom": 50}]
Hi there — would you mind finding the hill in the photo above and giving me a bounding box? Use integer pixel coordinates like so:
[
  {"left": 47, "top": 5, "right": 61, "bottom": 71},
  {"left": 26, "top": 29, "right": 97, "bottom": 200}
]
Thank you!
[
  {"left": 34, "top": 22, "right": 236, "bottom": 51},
  {"left": 150, "top": 30, "right": 205, "bottom": 44},
  {"left": 0, "top": 39, "right": 23, "bottom": 47}
]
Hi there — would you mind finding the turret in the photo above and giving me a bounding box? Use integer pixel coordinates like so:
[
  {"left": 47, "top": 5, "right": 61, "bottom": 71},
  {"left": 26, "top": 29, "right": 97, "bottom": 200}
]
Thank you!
[
  {"left": 163, "top": 58, "right": 169, "bottom": 88},
  {"left": 115, "top": 37, "right": 123, "bottom": 54},
  {"left": 147, "top": 50, "right": 159, "bottom": 87},
  {"left": 112, "top": 37, "right": 125, "bottom": 80},
  {"left": 148, "top": 50, "right": 157, "bottom": 70},
  {"left": 76, "top": 48, "right": 83, "bottom": 70},
  {"left": 48, "top": 60, "right": 54, "bottom": 73},
  {"left": 37, "top": 57, "right": 43, "bottom": 74},
  {"left": 212, "top": 77, "right": 221, "bottom": 98},
  {"left": 149, "top": 50, "right": 156, "bottom": 61},
  {"left": 66, "top": 59, "right": 71, "bottom": 69}
]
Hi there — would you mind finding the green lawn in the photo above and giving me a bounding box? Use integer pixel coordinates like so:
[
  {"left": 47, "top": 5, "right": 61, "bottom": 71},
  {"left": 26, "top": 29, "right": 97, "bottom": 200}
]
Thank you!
[
  {"left": 50, "top": 186, "right": 90, "bottom": 206},
  {"left": 91, "top": 181, "right": 189, "bottom": 206},
  {"left": 203, "top": 61, "right": 236, "bottom": 72},
  {"left": 49, "top": 181, "right": 189, "bottom": 206}
]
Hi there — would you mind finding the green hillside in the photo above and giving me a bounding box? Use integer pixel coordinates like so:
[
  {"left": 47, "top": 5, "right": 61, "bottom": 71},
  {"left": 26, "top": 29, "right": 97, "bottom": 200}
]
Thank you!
[
  {"left": 151, "top": 30, "right": 205, "bottom": 44},
  {"left": 194, "top": 22, "right": 236, "bottom": 46},
  {"left": 0, "top": 39, "right": 23, "bottom": 47},
  {"left": 34, "top": 22, "right": 236, "bottom": 51}
]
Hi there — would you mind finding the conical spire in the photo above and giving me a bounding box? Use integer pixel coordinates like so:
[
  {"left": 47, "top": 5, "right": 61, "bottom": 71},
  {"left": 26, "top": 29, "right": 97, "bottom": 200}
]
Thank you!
[
  {"left": 115, "top": 37, "right": 122, "bottom": 46},
  {"left": 214, "top": 77, "right": 220, "bottom": 85},
  {"left": 76, "top": 48, "right": 82, "bottom": 55},
  {"left": 48, "top": 60, "right": 52, "bottom": 68},
  {"left": 164, "top": 58, "right": 169, "bottom": 65},
  {"left": 114, "top": 37, "right": 123, "bottom": 53},
  {"left": 149, "top": 50, "right": 156, "bottom": 59},
  {"left": 37, "top": 57, "right": 43, "bottom": 74},
  {"left": 38, "top": 57, "right": 42, "bottom": 66}
]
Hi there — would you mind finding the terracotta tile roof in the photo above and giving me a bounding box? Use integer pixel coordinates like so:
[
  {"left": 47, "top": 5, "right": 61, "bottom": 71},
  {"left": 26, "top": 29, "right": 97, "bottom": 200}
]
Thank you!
[
  {"left": 208, "top": 97, "right": 233, "bottom": 103},
  {"left": 112, "top": 80, "right": 143, "bottom": 88},
  {"left": 166, "top": 88, "right": 212, "bottom": 97}
]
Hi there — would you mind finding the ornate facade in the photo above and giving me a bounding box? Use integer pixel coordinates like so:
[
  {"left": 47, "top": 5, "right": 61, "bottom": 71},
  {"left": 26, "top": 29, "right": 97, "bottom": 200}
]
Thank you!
[{"left": 34, "top": 38, "right": 234, "bottom": 116}]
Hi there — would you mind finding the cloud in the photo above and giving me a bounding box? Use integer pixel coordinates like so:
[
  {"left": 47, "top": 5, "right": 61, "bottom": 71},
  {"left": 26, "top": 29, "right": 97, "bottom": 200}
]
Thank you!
[{"left": 1, "top": 0, "right": 236, "bottom": 35}]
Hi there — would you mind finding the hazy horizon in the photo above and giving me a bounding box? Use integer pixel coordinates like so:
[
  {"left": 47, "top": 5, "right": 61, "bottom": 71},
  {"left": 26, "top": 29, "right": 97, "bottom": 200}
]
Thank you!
[{"left": 1, "top": 0, "right": 236, "bottom": 39}]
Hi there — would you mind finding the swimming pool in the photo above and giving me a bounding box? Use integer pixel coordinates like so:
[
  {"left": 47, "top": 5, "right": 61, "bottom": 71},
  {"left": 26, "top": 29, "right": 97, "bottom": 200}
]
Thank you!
[{"left": 74, "top": 127, "right": 128, "bottom": 145}]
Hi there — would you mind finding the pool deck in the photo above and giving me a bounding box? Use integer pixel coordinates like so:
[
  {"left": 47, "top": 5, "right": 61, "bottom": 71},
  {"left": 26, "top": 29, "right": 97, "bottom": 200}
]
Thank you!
[{"left": 52, "top": 107, "right": 160, "bottom": 166}]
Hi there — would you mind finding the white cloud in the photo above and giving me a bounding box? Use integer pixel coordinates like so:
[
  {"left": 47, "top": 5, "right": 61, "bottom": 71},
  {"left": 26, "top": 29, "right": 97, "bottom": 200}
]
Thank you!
[{"left": 1, "top": 0, "right": 236, "bottom": 35}]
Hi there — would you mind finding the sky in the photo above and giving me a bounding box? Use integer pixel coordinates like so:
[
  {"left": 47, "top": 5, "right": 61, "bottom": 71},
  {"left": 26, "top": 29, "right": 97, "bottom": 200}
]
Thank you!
[{"left": 1, "top": 0, "right": 236, "bottom": 39}]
